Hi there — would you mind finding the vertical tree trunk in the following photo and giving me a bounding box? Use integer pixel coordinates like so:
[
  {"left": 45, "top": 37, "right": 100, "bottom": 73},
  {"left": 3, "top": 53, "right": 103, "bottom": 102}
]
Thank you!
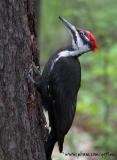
[{"left": 0, "top": 0, "right": 46, "bottom": 160}]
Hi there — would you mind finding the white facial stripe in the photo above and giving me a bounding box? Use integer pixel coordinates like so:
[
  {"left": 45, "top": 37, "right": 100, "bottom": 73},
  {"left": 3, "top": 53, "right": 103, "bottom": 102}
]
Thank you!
[
  {"left": 76, "top": 32, "right": 84, "bottom": 48},
  {"left": 72, "top": 31, "right": 90, "bottom": 52},
  {"left": 72, "top": 31, "right": 84, "bottom": 50},
  {"left": 84, "top": 34, "right": 90, "bottom": 42}
]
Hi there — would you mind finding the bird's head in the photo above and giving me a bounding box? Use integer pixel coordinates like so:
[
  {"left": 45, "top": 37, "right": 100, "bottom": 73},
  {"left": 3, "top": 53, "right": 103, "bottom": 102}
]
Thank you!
[{"left": 59, "top": 16, "right": 98, "bottom": 56}]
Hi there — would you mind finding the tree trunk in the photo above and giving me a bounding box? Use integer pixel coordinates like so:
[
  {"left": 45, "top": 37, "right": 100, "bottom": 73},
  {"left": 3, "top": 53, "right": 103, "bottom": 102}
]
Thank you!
[{"left": 0, "top": 0, "right": 46, "bottom": 160}]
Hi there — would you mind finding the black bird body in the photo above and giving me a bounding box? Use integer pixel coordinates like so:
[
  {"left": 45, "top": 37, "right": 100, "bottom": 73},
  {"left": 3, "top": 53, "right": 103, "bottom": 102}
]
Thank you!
[
  {"left": 39, "top": 47, "right": 81, "bottom": 159},
  {"left": 28, "top": 17, "right": 97, "bottom": 160}
]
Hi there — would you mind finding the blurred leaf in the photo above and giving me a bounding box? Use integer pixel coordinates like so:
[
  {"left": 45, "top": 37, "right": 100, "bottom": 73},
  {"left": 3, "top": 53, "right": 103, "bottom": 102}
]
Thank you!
[{"left": 41, "top": 0, "right": 117, "bottom": 154}]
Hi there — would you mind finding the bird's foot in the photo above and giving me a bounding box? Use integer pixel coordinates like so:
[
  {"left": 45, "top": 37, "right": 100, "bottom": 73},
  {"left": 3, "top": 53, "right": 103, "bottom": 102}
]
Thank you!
[
  {"left": 27, "top": 62, "right": 41, "bottom": 83},
  {"left": 33, "top": 65, "right": 41, "bottom": 76},
  {"left": 31, "top": 62, "right": 41, "bottom": 76},
  {"left": 27, "top": 71, "right": 36, "bottom": 84}
]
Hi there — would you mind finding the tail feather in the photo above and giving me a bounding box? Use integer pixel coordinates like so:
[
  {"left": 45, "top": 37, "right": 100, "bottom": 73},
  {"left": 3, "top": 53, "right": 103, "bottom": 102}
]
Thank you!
[
  {"left": 45, "top": 130, "right": 57, "bottom": 160},
  {"left": 58, "top": 136, "right": 64, "bottom": 153}
]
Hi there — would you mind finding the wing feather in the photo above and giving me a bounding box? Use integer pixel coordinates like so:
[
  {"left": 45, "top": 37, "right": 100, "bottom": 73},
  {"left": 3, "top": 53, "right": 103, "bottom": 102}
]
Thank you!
[{"left": 48, "top": 57, "right": 81, "bottom": 137}]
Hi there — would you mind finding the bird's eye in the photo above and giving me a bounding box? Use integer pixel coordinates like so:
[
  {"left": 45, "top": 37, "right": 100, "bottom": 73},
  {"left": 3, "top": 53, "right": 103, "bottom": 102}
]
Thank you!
[
  {"left": 80, "top": 31, "right": 90, "bottom": 42},
  {"left": 80, "top": 31, "right": 84, "bottom": 36}
]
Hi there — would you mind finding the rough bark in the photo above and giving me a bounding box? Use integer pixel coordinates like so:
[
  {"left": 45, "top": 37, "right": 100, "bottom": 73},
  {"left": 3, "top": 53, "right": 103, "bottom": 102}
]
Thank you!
[{"left": 0, "top": 0, "right": 46, "bottom": 160}]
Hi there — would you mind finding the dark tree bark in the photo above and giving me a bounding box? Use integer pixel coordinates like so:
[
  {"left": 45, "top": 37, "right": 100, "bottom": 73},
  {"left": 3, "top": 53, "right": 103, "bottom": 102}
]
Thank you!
[{"left": 0, "top": 0, "right": 46, "bottom": 160}]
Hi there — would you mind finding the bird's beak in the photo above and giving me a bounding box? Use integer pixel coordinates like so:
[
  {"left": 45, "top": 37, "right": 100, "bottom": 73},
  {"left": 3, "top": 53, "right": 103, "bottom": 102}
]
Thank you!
[{"left": 59, "top": 16, "right": 77, "bottom": 33}]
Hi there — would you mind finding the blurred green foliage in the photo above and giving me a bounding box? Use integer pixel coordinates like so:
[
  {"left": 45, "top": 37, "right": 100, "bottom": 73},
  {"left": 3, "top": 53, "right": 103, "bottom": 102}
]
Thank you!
[{"left": 40, "top": 0, "right": 117, "bottom": 158}]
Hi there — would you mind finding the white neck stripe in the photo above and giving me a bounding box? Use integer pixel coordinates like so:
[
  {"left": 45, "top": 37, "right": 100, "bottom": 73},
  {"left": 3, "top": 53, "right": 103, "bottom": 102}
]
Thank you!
[{"left": 50, "top": 50, "right": 79, "bottom": 71}]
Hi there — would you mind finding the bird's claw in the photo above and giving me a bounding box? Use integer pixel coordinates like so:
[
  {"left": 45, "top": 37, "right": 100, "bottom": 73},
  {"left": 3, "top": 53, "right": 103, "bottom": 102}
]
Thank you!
[
  {"left": 27, "top": 65, "right": 35, "bottom": 83},
  {"left": 33, "top": 65, "right": 41, "bottom": 76},
  {"left": 27, "top": 72, "right": 35, "bottom": 84},
  {"left": 27, "top": 62, "right": 41, "bottom": 84}
]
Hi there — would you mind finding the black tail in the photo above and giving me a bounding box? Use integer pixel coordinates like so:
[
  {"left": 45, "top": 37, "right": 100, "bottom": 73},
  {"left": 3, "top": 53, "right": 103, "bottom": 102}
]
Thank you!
[
  {"left": 58, "top": 136, "right": 64, "bottom": 153},
  {"left": 45, "top": 130, "right": 57, "bottom": 160}
]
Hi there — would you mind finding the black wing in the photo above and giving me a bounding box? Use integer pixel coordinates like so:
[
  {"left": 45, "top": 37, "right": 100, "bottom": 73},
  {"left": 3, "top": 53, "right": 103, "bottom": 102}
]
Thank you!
[{"left": 47, "top": 57, "right": 81, "bottom": 137}]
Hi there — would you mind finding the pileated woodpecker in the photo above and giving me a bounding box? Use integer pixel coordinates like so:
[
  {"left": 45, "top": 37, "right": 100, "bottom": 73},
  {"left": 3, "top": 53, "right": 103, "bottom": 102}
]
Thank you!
[{"left": 28, "top": 16, "right": 98, "bottom": 160}]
